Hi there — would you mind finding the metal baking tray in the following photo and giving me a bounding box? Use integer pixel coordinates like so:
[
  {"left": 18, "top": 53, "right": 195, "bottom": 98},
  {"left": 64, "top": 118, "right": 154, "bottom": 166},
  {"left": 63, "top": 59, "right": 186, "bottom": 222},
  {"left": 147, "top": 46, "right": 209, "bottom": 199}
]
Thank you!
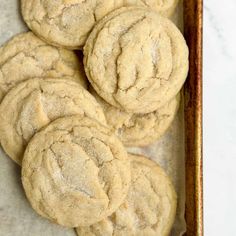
[
  {"left": 183, "top": 0, "right": 203, "bottom": 235},
  {"left": 0, "top": 0, "right": 203, "bottom": 235}
]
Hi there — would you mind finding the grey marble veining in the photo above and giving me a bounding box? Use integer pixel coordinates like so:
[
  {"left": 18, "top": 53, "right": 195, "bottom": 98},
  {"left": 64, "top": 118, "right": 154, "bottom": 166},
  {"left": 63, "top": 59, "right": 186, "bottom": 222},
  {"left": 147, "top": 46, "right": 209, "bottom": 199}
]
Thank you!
[{"left": 204, "top": 0, "right": 236, "bottom": 235}]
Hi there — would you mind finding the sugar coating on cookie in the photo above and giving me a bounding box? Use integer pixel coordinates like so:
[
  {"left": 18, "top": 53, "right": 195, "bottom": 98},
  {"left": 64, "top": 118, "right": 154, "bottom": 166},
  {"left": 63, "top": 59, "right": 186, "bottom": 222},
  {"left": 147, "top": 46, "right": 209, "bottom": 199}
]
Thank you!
[
  {"left": 22, "top": 115, "right": 130, "bottom": 227},
  {"left": 84, "top": 7, "right": 188, "bottom": 113},
  {"left": 0, "top": 32, "right": 87, "bottom": 101},
  {"left": 76, "top": 154, "right": 177, "bottom": 236},
  {"left": 21, "top": 0, "right": 125, "bottom": 49},
  {"left": 124, "top": 0, "right": 179, "bottom": 17},
  {"left": 91, "top": 88, "right": 180, "bottom": 146},
  {"left": 0, "top": 79, "right": 106, "bottom": 165},
  {"left": 21, "top": 1, "right": 178, "bottom": 49}
]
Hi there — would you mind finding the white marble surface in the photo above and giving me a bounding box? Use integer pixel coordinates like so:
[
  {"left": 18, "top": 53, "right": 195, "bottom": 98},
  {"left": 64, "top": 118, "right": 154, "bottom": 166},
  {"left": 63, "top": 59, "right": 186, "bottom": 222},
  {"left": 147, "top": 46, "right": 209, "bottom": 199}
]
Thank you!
[{"left": 204, "top": 1, "right": 236, "bottom": 235}]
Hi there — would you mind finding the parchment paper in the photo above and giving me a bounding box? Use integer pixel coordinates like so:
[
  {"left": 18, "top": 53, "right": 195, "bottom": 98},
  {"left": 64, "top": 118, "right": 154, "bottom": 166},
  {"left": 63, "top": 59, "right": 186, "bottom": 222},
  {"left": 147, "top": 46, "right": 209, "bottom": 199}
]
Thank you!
[{"left": 0, "top": 1, "right": 186, "bottom": 235}]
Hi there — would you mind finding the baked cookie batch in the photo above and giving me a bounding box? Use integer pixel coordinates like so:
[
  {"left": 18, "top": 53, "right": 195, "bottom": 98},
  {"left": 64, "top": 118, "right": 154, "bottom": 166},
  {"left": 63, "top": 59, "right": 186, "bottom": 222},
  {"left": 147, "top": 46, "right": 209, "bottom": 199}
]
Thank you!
[{"left": 0, "top": 1, "right": 188, "bottom": 235}]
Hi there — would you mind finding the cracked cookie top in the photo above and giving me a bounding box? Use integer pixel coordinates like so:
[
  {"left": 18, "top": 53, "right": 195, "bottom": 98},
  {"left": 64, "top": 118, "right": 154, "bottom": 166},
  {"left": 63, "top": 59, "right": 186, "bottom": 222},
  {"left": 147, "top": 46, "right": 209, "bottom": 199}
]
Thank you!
[
  {"left": 0, "top": 78, "right": 106, "bottom": 165},
  {"left": 21, "top": 1, "right": 178, "bottom": 49},
  {"left": 84, "top": 7, "right": 188, "bottom": 113},
  {"left": 21, "top": 0, "right": 124, "bottom": 49},
  {"left": 22, "top": 115, "right": 130, "bottom": 227},
  {"left": 76, "top": 154, "right": 177, "bottom": 236},
  {"left": 0, "top": 32, "right": 87, "bottom": 101},
  {"left": 90, "top": 87, "right": 180, "bottom": 146}
]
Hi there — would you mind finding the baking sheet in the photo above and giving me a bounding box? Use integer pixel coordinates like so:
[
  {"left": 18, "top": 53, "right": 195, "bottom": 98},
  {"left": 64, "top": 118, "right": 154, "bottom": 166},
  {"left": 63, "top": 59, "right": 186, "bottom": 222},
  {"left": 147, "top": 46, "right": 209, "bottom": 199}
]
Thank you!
[{"left": 0, "top": 0, "right": 186, "bottom": 235}]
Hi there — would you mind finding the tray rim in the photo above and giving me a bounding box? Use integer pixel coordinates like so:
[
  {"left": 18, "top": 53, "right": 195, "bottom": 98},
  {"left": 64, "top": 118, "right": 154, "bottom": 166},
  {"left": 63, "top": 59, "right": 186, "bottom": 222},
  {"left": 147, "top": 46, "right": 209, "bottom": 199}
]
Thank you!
[{"left": 183, "top": 0, "right": 203, "bottom": 235}]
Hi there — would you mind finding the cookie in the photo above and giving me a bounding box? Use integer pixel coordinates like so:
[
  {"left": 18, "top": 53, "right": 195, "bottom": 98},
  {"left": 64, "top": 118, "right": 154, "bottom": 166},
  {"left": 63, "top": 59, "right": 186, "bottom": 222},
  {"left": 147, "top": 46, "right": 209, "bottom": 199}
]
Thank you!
[
  {"left": 84, "top": 7, "right": 188, "bottom": 114},
  {"left": 90, "top": 88, "right": 180, "bottom": 146},
  {"left": 21, "top": 0, "right": 124, "bottom": 49},
  {"left": 22, "top": 115, "right": 130, "bottom": 227},
  {"left": 21, "top": 1, "right": 179, "bottom": 50},
  {"left": 0, "top": 32, "right": 87, "bottom": 101},
  {"left": 124, "top": 0, "right": 179, "bottom": 17},
  {"left": 0, "top": 78, "right": 106, "bottom": 165},
  {"left": 76, "top": 154, "right": 177, "bottom": 236}
]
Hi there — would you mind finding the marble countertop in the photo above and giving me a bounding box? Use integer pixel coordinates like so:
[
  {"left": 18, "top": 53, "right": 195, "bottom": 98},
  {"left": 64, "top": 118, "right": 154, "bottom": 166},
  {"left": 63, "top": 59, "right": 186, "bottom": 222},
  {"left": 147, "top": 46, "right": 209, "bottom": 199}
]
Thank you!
[{"left": 204, "top": 0, "right": 236, "bottom": 235}]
